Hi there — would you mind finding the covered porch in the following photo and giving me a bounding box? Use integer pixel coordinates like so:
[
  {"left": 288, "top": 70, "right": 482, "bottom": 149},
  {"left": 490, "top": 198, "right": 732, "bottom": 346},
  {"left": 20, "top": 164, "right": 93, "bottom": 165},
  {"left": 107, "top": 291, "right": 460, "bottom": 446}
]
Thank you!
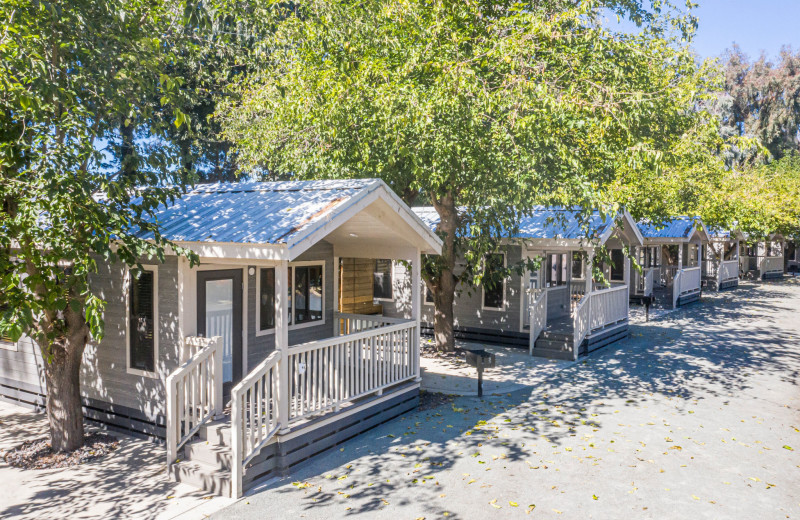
[
  {"left": 704, "top": 229, "right": 744, "bottom": 291},
  {"left": 522, "top": 211, "right": 643, "bottom": 360},
  {"left": 158, "top": 180, "right": 441, "bottom": 498}
]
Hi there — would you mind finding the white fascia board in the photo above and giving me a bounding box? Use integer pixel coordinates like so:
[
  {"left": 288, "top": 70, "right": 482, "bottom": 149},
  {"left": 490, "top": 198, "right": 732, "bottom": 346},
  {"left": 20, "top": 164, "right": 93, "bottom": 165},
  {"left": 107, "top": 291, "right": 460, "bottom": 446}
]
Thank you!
[
  {"left": 286, "top": 180, "right": 443, "bottom": 260},
  {"left": 172, "top": 241, "right": 289, "bottom": 261},
  {"left": 642, "top": 236, "right": 688, "bottom": 245}
]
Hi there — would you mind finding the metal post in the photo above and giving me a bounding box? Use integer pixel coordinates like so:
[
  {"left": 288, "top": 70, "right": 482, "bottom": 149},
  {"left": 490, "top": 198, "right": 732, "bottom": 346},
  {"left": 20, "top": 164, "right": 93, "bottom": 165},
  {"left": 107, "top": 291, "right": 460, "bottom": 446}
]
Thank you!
[{"left": 477, "top": 356, "right": 483, "bottom": 397}]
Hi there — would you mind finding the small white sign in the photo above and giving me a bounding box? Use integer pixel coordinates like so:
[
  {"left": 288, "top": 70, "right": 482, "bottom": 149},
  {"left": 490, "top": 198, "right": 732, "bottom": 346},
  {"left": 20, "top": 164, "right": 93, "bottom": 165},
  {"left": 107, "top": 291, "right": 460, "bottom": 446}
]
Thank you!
[{"left": 298, "top": 362, "right": 307, "bottom": 375}]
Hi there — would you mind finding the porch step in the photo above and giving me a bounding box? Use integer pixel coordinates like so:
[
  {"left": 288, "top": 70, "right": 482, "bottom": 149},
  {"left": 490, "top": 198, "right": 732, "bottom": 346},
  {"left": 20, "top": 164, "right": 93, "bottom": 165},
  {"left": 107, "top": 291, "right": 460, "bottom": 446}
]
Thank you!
[
  {"left": 199, "top": 418, "right": 233, "bottom": 446},
  {"left": 170, "top": 459, "right": 232, "bottom": 498},
  {"left": 185, "top": 439, "right": 233, "bottom": 470}
]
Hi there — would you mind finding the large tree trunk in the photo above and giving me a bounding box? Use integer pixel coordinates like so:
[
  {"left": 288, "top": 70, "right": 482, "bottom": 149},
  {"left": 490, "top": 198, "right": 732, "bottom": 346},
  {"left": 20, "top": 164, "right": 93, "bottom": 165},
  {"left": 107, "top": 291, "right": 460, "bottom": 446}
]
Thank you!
[
  {"left": 42, "top": 315, "right": 88, "bottom": 452},
  {"left": 431, "top": 191, "right": 458, "bottom": 352}
]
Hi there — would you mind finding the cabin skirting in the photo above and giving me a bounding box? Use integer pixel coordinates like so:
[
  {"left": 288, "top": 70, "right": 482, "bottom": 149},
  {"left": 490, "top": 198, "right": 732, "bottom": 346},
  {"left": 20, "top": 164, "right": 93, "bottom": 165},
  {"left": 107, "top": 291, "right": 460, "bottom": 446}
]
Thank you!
[
  {"left": 579, "top": 322, "right": 629, "bottom": 357},
  {"left": 676, "top": 291, "right": 701, "bottom": 307},
  {"left": 0, "top": 374, "right": 166, "bottom": 441},
  {"left": 762, "top": 272, "right": 785, "bottom": 280},
  {"left": 420, "top": 323, "right": 529, "bottom": 348},
  {"left": 240, "top": 383, "right": 419, "bottom": 492},
  {"left": 718, "top": 279, "right": 739, "bottom": 291}
]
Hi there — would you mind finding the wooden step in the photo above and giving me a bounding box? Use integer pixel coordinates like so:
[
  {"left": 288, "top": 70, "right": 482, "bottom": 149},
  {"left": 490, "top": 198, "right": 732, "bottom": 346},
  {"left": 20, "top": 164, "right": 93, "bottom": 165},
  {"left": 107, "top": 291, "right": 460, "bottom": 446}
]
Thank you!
[
  {"left": 184, "top": 439, "right": 233, "bottom": 470},
  {"left": 199, "top": 418, "right": 232, "bottom": 446},
  {"left": 170, "top": 460, "right": 232, "bottom": 498}
]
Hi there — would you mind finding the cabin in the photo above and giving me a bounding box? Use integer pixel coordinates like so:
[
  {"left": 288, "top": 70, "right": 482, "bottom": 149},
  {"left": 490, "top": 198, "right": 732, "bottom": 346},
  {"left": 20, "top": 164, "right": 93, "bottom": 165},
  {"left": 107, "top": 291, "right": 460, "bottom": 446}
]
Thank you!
[
  {"left": 704, "top": 229, "right": 744, "bottom": 291},
  {"left": 0, "top": 179, "right": 442, "bottom": 498},
  {"left": 369, "top": 207, "right": 643, "bottom": 361},
  {"left": 740, "top": 233, "right": 786, "bottom": 280},
  {"left": 637, "top": 216, "right": 710, "bottom": 308},
  {"left": 786, "top": 240, "right": 800, "bottom": 275}
]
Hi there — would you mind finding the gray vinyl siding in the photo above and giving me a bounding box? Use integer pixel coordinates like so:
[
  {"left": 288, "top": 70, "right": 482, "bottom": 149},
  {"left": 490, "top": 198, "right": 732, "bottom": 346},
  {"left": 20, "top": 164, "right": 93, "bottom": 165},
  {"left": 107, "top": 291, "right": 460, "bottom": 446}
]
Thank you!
[
  {"left": 0, "top": 336, "right": 46, "bottom": 391},
  {"left": 385, "top": 245, "right": 525, "bottom": 333},
  {"left": 246, "top": 240, "right": 335, "bottom": 370},
  {"left": 80, "top": 256, "right": 180, "bottom": 418}
]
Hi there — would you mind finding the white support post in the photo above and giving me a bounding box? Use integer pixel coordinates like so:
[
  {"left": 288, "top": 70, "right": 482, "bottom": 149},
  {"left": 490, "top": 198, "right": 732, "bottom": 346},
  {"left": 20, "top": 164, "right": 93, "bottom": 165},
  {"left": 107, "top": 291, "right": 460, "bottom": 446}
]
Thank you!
[
  {"left": 332, "top": 256, "right": 340, "bottom": 336},
  {"left": 585, "top": 250, "right": 594, "bottom": 294},
  {"left": 166, "top": 377, "right": 177, "bottom": 467},
  {"left": 276, "top": 260, "right": 291, "bottom": 434},
  {"left": 213, "top": 336, "right": 224, "bottom": 418},
  {"left": 411, "top": 249, "right": 422, "bottom": 382}
]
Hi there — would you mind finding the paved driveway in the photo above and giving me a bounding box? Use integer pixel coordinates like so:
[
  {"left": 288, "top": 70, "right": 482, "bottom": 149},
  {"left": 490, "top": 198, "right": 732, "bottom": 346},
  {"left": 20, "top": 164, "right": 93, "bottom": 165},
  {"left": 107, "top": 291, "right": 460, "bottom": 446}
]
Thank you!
[{"left": 215, "top": 280, "right": 800, "bottom": 520}]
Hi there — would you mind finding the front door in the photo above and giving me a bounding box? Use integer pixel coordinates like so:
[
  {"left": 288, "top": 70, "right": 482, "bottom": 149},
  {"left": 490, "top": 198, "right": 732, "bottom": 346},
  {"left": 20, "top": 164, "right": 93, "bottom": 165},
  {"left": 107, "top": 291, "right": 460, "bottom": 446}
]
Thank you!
[{"left": 197, "top": 270, "right": 243, "bottom": 398}]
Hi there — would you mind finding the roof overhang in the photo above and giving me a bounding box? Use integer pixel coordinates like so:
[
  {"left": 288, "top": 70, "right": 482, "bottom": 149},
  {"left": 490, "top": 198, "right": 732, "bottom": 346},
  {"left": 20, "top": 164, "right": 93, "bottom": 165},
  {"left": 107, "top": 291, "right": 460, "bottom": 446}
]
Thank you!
[{"left": 599, "top": 209, "right": 644, "bottom": 247}]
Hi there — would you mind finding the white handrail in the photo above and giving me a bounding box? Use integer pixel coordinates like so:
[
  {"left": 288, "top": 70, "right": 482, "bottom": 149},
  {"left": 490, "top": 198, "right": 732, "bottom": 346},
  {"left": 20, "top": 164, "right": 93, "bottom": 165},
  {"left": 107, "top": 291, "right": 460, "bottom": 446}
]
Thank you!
[
  {"left": 528, "top": 290, "right": 548, "bottom": 355},
  {"left": 231, "top": 350, "right": 282, "bottom": 499},
  {"left": 334, "top": 312, "right": 409, "bottom": 335},
  {"left": 286, "top": 320, "right": 418, "bottom": 424},
  {"left": 166, "top": 336, "right": 223, "bottom": 469},
  {"left": 573, "top": 295, "right": 590, "bottom": 360},
  {"left": 574, "top": 285, "right": 628, "bottom": 358}
]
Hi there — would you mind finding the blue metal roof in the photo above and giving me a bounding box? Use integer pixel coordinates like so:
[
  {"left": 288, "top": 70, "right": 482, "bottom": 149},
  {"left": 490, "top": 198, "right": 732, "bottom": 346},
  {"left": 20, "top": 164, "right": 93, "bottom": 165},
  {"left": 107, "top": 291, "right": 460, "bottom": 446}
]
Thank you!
[
  {"left": 137, "top": 179, "right": 379, "bottom": 244},
  {"left": 412, "top": 206, "right": 614, "bottom": 240},
  {"left": 708, "top": 228, "right": 731, "bottom": 239},
  {"left": 638, "top": 216, "right": 701, "bottom": 239}
]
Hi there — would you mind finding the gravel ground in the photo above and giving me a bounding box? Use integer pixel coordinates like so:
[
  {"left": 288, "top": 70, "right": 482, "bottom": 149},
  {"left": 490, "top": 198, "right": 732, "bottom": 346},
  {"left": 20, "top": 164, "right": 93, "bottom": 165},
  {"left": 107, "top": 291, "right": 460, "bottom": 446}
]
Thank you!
[{"left": 214, "top": 279, "right": 800, "bottom": 520}]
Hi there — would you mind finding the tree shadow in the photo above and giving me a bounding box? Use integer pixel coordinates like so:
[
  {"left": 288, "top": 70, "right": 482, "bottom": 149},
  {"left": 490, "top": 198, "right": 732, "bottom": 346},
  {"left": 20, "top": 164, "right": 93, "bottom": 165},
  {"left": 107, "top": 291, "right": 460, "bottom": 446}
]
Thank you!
[{"left": 228, "top": 279, "right": 800, "bottom": 518}]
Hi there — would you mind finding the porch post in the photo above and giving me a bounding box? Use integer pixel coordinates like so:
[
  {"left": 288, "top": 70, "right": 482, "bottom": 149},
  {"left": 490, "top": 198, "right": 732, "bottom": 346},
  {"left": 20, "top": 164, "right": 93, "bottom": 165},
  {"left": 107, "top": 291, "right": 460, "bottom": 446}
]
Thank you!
[
  {"left": 411, "top": 248, "right": 422, "bottom": 381},
  {"left": 276, "top": 260, "right": 291, "bottom": 433},
  {"left": 332, "top": 255, "right": 340, "bottom": 336},
  {"left": 585, "top": 250, "right": 594, "bottom": 294}
]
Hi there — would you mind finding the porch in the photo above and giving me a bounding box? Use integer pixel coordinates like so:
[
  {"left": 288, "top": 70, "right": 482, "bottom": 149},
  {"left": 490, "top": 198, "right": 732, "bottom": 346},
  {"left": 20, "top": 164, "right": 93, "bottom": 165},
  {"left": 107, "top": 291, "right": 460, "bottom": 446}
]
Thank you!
[{"left": 166, "top": 312, "right": 420, "bottom": 498}]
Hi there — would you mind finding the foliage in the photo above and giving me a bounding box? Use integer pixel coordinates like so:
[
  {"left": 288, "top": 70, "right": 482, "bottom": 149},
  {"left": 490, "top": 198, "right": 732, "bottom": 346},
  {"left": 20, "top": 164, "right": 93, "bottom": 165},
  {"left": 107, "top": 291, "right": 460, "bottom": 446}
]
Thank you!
[
  {"left": 719, "top": 45, "right": 800, "bottom": 163},
  {"left": 215, "top": 0, "right": 717, "bottom": 349},
  {"left": 0, "top": 0, "right": 200, "bottom": 449}
]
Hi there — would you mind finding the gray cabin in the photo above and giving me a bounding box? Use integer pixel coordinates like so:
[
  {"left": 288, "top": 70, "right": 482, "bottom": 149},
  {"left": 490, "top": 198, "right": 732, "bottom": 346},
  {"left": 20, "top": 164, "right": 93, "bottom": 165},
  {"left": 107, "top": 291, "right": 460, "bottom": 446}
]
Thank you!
[{"left": 0, "top": 179, "right": 442, "bottom": 498}]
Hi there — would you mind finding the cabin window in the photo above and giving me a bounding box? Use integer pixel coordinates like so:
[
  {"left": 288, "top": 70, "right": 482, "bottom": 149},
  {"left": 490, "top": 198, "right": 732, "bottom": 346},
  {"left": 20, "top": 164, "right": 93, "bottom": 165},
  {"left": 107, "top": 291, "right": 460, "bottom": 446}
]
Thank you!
[
  {"left": 424, "top": 285, "right": 435, "bottom": 305},
  {"left": 259, "top": 263, "right": 324, "bottom": 332},
  {"left": 571, "top": 252, "right": 585, "bottom": 279},
  {"left": 293, "top": 265, "right": 323, "bottom": 324},
  {"left": 610, "top": 249, "right": 625, "bottom": 281},
  {"left": 373, "top": 259, "right": 394, "bottom": 301},
  {"left": 259, "top": 268, "right": 276, "bottom": 331},
  {"left": 128, "top": 268, "right": 157, "bottom": 374},
  {"left": 482, "top": 253, "right": 505, "bottom": 310},
  {"left": 648, "top": 247, "right": 661, "bottom": 267},
  {"left": 546, "top": 253, "right": 568, "bottom": 287}
]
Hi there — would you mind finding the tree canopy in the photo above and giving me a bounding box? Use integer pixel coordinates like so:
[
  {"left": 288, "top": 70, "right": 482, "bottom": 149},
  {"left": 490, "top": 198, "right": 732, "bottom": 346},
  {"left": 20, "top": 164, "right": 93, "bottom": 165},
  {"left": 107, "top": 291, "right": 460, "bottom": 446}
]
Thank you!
[{"left": 215, "top": 0, "right": 719, "bottom": 350}]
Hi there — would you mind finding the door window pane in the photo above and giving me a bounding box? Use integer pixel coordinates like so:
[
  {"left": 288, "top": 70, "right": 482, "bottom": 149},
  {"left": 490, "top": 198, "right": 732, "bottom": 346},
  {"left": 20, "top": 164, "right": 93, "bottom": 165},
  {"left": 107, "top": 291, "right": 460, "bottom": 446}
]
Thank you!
[
  {"left": 129, "top": 270, "right": 155, "bottom": 372},
  {"left": 373, "top": 259, "right": 393, "bottom": 300},
  {"left": 206, "top": 278, "right": 234, "bottom": 382}
]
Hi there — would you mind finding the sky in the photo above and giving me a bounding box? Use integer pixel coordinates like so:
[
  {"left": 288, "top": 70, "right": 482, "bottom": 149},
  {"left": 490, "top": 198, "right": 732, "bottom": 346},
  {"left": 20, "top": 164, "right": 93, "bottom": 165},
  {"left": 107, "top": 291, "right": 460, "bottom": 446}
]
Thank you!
[{"left": 682, "top": 0, "right": 800, "bottom": 60}]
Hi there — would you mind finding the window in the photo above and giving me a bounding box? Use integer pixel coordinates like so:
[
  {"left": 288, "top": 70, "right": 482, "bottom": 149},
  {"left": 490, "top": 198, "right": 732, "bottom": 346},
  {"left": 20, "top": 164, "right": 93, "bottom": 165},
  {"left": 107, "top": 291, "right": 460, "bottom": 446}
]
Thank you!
[
  {"left": 128, "top": 267, "right": 157, "bottom": 375},
  {"left": 259, "top": 268, "right": 276, "bottom": 331},
  {"left": 258, "top": 263, "right": 324, "bottom": 333},
  {"left": 482, "top": 253, "right": 505, "bottom": 310},
  {"left": 546, "top": 253, "right": 568, "bottom": 287},
  {"left": 610, "top": 249, "right": 625, "bottom": 281},
  {"left": 424, "top": 285, "right": 435, "bottom": 305},
  {"left": 373, "top": 259, "right": 393, "bottom": 300},
  {"left": 571, "top": 252, "right": 585, "bottom": 279},
  {"left": 294, "top": 265, "right": 323, "bottom": 324}
]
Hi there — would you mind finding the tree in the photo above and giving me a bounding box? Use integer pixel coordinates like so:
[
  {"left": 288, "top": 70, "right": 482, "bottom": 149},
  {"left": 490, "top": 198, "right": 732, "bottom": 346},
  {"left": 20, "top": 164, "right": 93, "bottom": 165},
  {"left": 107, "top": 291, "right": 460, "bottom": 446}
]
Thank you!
[
  {"left": 0, "top": 0, "right": 199, "bottom": 451},
  {"left": 721, "top": 45, "right": 800, "bottom": 162},
  {"left": 216, "top": 0, "right": 718, "bottom": 351}
]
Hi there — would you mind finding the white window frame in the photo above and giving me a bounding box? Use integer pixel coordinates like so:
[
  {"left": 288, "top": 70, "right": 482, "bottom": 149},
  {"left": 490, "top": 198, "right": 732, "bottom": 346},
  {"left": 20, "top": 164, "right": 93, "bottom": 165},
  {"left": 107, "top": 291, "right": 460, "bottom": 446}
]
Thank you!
[
  {"left": 423, "top": 282, "right": 434, "bottom": 306},
  {"left": 373, "top": 259, "right": 395, "bottom": 302},
  {"left": 481, "top": 253, "right": 507, "bottom": 311},
  {"left": 256, "top": 260, "right": 326, "bottom": 336},
  {"left": 126, "top": 264, "right": 159, "bottom": 379}
]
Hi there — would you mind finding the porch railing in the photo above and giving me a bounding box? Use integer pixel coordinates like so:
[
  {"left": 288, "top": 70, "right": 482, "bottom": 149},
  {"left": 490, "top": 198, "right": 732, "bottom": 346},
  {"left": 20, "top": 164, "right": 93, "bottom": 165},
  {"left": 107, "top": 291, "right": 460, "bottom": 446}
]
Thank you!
[
  {"left": 528, "top": 289, "right": 548, "bottom": 355},
  {"left": 573, "top": 285, "right": 628, "bottom": 359},
  {"left": 334, "top": 312, "right": 409, "bottom": 335},
  {"left": 718, "top": 260, "right": 739, "bottom": 285},
  {"left": 642, "top": 268, "right": 656, "bottom": 297},
  {"left": 679, "top": 266, "right": 701, "bottom": 295},
  {"left": 230, "top": 350, "right": 281, "bottom": 499},
  {"left": 166, "top": 336, "right": 223, "bottom": 469},
  {"left": 287, "top": 319, "right": 417, "bottom": 424},
  {"left": 761, "top": 256, "right": 784, "bottom": 275}
]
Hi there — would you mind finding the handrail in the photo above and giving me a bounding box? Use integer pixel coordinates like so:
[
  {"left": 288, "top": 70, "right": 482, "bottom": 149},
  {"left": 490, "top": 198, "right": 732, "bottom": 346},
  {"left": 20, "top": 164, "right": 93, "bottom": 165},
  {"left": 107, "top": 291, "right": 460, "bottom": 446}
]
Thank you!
[
  {"left": 574, "top": 285, "right": 628, "bottom": 358},
  {"left": 761, "top": 255, "right": 784, "bottom": 274},
  {"left": 231, "top": 350, "right": 282, "bottom": 499},
  {"left": 334, "top": 312, "right": 409, "bottom": 335},
  {"left": 286, "top": 320, "right": 418, "bottom": 424},
  {"left": 166, "top": 336, "right": 223, "bottom": 470},
  {"left": 573, "top": 295, "right": 590, "bottom": 360},
  {"left": 528, "top": 289, "right": 548, "bottom": 355}
]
